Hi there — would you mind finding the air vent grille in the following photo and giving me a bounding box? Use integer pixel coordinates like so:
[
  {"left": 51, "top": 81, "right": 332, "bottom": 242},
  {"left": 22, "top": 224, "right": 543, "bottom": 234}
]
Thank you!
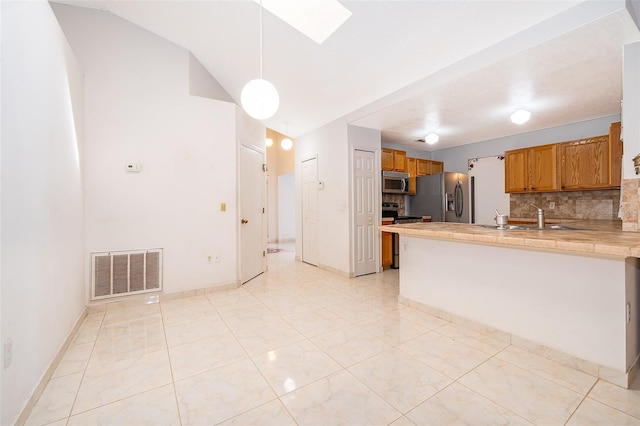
[{"left": 91, "top": 249, "right": 162, "bottom": 300}]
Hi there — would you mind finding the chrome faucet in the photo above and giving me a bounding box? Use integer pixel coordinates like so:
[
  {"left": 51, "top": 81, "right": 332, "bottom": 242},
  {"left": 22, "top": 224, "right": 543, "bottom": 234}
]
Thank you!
[{"left": 529, "top": 204, "right": 545, "bottom": 229}]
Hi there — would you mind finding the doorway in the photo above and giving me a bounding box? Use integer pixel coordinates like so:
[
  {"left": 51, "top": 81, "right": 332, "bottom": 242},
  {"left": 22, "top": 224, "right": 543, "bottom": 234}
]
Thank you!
[
  {"left": 301, "top": 157, "right": 319, "bottom": 266},
  {"left": 240, "top": 144, "right": 266, "bottom": 283},
  {"left": 353, "top": 149, "right": 377, "bottom": 276}
]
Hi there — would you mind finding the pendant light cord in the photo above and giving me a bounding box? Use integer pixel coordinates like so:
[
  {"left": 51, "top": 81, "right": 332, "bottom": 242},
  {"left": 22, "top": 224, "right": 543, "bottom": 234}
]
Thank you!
[{"left": 259, "top": 0, "right": 263, "bottom": 80}]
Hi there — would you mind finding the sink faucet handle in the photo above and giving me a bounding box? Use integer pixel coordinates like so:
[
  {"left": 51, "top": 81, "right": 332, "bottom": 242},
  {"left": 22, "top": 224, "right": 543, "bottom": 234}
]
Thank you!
[{"left": 529, "top": 204, "right": 545, "bottom": 229}]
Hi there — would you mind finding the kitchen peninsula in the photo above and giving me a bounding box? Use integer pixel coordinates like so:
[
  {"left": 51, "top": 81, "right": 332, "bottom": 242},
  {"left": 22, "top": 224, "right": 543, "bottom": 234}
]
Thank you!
[{"left": 379, "top": 221, "right": 640, "bottom": 388}]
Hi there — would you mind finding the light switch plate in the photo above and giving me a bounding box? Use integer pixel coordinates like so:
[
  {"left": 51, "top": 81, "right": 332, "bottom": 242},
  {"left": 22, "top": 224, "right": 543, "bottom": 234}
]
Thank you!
[{"left": 4, "top": 338, "right": 13, "bottom": 369}]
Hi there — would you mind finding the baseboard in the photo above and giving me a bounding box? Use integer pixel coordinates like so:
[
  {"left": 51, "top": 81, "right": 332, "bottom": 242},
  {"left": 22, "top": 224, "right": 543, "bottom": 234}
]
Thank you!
[
  {"left": 398, "top": 295, "right": 635, "bottom": 389},
  {"left": 318, "top": 263, "right": 351, "bottom": 278},
  {"left": 16, "top": 307, "right": 88, "bottom": 426},
  {"left": 86, "top": 282, "right": 239, "bottom": 314}
]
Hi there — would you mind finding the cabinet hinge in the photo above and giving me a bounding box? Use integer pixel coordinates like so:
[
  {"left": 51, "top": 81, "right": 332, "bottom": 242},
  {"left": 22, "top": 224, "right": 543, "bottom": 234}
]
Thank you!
[{"left": 263, "top": 250, "right": 266, "bottom": 257}]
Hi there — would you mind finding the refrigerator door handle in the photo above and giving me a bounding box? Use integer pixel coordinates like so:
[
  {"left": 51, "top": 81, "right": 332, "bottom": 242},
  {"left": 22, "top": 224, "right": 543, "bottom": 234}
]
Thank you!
[{"left": 454, "top": 182, "right": 464, "bottom": 218}]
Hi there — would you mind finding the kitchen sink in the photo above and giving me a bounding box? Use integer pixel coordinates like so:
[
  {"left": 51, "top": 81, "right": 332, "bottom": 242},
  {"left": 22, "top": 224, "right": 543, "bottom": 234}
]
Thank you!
[
  {"left": 544, "top": 224, "right": 584, "bottom": 230},
  {"left": 476, "top": 224, "right": 585, "bottom": 231}
]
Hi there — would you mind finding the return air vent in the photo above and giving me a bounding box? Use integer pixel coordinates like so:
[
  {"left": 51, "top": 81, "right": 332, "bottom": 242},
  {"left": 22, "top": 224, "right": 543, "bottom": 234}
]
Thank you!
[{"left": 91, "top": 249, "right": 163, "bottom": 300}]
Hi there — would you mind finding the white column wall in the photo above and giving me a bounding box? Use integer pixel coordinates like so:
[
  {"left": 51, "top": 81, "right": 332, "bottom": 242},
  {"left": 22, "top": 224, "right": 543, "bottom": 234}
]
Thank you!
[
  {"left": 295, "top": 120, "right": 350, "bottom": 274},
  {"left": 400, "top": 236, "right": 627, "bottom": 371},
  {"left": 53, "top": 4, "right": 241, "bottom": 293},
  {"left": 1, "top": 2, "right": 85, "bottom": 423}
]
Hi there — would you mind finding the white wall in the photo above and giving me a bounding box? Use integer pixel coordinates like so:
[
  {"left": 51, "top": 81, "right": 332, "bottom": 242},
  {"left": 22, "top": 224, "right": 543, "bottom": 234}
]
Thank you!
[
  {"left": 278, "top": 173, "right": 295, "bottom": 241},
  {"left": 1, "top": 1, "right": 85, "bottom": 423},
  {"left": 295, "top": 119, "right": 350, "bottom": 274},
  {"left": 53, "top": 4, "right": 241, "bottom": 292},
  {"left": 432, "top": 115, "right": 620, "bottom": 173},
  {"left": 188, "top": 52, "right": 233, "bottom": 102}
]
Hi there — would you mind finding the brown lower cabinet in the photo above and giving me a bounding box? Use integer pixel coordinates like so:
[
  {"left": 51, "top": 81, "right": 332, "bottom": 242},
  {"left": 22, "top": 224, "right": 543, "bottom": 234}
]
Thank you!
[{"left": 382, "top": 231, "right": 392, "bottom": 268}]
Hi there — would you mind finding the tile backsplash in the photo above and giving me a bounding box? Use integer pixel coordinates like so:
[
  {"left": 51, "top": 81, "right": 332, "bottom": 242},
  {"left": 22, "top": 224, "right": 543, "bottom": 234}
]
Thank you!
[
  {"left": 510, "top": 190, "right": 620, "bottom": 220},
  {"left": 382, "top": 193, "right": 406, "bottom": 216},
  {"left": 621, "top": 179, "right": 640, "bottom": 231}
]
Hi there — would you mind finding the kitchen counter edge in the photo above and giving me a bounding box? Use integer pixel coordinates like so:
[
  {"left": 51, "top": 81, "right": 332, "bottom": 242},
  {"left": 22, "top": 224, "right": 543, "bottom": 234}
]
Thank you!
[{"left": 378, "top": 221, "right": 640, "bottom": 258}]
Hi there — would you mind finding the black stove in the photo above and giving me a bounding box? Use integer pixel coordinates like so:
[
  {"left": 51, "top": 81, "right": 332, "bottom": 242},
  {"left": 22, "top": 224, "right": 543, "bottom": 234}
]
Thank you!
[
  {"left": 395, "top": 215, "right": 424, "bottom": 224},
  {"left": 382, "top": 202, "right": 423, "bottom": 224}
]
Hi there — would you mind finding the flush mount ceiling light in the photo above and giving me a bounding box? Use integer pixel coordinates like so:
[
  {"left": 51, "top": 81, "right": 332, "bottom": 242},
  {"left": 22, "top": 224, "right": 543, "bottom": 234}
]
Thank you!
[
  {"left": 253, "top": 0, "right": 352, "bottom": 45},
  {"left": 281, "top": 138, "right": 293, "bottom": 151},
  {"left": 265, "top": 137, "right": 273, "bottom": 147},
  {"left": 424, "top": 133, "right": 439, "bottom": 145},
  {"left": 510, "top": 109, "right": 531, "bottom": 125},
  {"left": 241, "top": 0, "right": 279, "bottom": 120}
]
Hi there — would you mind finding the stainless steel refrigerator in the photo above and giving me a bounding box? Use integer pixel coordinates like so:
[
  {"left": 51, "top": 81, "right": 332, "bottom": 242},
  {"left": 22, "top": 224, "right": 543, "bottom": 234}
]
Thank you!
[{"left": 407, "top": 172, "right": 470, "bottom": 223}]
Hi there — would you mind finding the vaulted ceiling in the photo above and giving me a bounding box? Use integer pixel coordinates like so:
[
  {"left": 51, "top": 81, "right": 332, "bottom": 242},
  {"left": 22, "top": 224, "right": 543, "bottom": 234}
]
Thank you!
[{"left": 53, "top": 0, "right": 640, "bottom": 150}]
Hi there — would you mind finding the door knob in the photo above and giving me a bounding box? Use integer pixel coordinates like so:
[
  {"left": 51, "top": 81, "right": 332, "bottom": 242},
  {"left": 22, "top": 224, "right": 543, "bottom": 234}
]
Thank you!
[{"left": 241, "top": 219, "right": 249, "bottom": 224}]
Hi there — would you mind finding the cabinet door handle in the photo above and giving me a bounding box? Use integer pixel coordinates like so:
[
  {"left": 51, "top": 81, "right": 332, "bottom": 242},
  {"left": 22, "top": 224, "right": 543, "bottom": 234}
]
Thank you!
[{"left": 241, "top": 219, "right": 249, "bottom": 224}]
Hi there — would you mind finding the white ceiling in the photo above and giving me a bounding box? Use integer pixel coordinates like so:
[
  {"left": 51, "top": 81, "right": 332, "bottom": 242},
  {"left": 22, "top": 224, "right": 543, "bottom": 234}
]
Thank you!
[{"left": 53, "top": 0, "right": 640, "bottom": 151}]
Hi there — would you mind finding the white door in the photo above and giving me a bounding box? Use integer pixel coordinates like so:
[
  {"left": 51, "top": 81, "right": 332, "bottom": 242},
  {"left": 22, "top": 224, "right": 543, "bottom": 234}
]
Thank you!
[
  {"left": 354, "top": 149, "right": 377, "bottom": 276},
  {"left": 301, "top": 157, "right": 318, "bottom": 266},
  {"left": 240, "top": 144, "right": 266, "bottom": 283}
]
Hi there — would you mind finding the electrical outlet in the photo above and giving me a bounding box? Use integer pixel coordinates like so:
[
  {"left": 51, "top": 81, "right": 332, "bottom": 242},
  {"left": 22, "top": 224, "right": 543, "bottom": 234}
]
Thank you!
[
  {"left": 549, "top": 202, "right": 555, "bottom": 210},
  {"left": 213, "top": 254, "right": 220, "bottom": 263},
  {"left": 4, "top": 338, "right": 13, "bottom": 369}
]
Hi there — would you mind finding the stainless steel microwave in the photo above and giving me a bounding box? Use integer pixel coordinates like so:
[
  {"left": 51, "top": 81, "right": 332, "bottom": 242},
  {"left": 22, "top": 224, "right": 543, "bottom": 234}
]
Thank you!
[{"left": 382, "top": 171, "right": 410, "bottom": 194}]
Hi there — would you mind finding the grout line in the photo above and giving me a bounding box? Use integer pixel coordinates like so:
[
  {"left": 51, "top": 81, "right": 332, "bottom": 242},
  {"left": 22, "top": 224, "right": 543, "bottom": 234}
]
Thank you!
[
  {"left": 158, "top": 298, "right": 184, "bottom": 426},
  {"left": 65, "top": 311, "right": 105, "bottom": 423}
]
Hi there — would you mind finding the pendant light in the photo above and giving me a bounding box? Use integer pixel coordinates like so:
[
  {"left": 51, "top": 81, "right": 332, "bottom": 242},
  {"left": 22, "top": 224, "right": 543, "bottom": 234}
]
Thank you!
[
  {"left": 281, "top": 137, "right": 293, "bottom": 151},
  {"left": 241, "top": 0, "right": 279, "bottom": 120},
  {"left": 280, "top": 121, "right": 293, "bottom": 150}
]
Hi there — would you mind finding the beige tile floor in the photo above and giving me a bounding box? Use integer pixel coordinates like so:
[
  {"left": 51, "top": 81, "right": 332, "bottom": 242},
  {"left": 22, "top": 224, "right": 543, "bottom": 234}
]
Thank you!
[{"left": 26, "top": 245, "right": 640, "bottom": 425}]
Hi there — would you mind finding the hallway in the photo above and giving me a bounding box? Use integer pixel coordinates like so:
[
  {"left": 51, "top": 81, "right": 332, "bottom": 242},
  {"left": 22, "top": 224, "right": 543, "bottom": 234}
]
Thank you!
[{"left": 26, "top": 248, "right": 640, "bottom": 425}]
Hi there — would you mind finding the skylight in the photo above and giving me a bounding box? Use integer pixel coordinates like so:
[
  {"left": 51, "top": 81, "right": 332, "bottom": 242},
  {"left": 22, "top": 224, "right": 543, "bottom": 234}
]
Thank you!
[{"left": 254, "top": 0, "right": 352, "bottom": 44}]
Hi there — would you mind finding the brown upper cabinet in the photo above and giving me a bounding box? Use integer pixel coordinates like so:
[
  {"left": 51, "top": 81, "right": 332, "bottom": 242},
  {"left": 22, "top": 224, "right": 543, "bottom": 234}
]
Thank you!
[
  {"left": 505, "top": 122, "right": 622, "bottom": 193},
  {"left": 406, "top": 157, "right": 417, "bottom": 195},
  {"left": 417, "top": 159, "right": 430, "bottom": 175},
  {"left": 504, "top": 144, "right": 558, "bottom": 193},
  {"left": 406, "top": 158, "right": 445, "bottom": 195},
  {"left": 430, "top": 160, "right": 444, "bottom": 174},
  {"left": 417, "top": 159, "right": 444, "bottom": 176},
  {"left": 381, "top": 148, "right": 407, "bottom": 172},
  {"left": 559, "top": 122, "right": 622, "bottom": 190}
]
